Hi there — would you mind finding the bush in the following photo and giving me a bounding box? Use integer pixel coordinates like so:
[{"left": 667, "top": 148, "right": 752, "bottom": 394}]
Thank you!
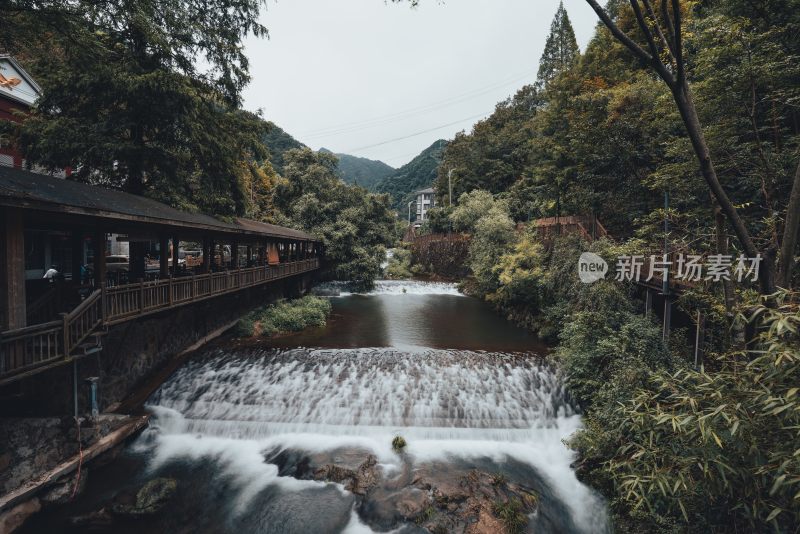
[
  {"left": 557, "top": 308, "right": 672, "bottom": 409},
  {"left": 392, "top": 435, "right": 407, "bottom": 451},
  {"left": 569, "top": 293, "right": 800, "bottom": 533},
  {"left": 236, "top": 296, "right": 332, "bottom": 338},
  {"left": 385, "top": 247, "right": 413, "bottom": 279}
]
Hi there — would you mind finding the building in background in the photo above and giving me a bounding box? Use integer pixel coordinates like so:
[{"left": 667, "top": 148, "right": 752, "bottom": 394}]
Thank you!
[
  {"left": 414, "top": 187, "right": 436, "bottom": 226},
  {"left": 0, "top": 55, "right": 41, "bottom": 169}
]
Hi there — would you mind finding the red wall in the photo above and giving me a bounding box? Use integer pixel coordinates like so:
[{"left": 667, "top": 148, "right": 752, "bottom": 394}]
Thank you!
[{"left": 0, "top": 97, "right": 28, "bottom": 168}]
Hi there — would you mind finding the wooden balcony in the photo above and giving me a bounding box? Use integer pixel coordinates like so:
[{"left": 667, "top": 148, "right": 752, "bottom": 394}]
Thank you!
[{"left": 0, "top": 258, "right": 319, "bottom": 385}]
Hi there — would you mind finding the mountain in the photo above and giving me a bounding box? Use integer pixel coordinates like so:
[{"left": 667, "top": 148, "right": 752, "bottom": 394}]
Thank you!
[
  {"left": 319, "top": 149, "right": 395, "bottom": 191},
  {"left": 374, "top": 140, "right": 447, "bottom": 212},
  {"left": 261, "top": 122, "right": 306, "bottom": 175}
]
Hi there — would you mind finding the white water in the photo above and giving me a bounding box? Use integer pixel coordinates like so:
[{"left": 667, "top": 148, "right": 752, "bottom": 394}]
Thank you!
[
  {"left": 316, "top": 279, "right": 463, "bottom": 297},
  {"left": 136, "top": 281, "right": 607, "bottom": 533},
  {"left": 144, "top": 348, "right": 606, "bottom": 532}
]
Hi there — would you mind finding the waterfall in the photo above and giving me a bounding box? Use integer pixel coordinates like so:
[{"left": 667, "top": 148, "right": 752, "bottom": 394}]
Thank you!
[{"left": 144, "top": 348, "right": 608, "bottom": 533}]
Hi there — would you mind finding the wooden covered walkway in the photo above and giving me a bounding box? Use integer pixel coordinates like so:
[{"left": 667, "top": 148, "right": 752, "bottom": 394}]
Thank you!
[{"left": 0, "top": 167, "right": 322, "bottom": 385}]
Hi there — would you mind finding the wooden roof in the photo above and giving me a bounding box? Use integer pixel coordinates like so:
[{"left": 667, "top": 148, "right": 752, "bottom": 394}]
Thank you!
[{"left": 0, "top": 166, "right": 317, "bottom": 241}]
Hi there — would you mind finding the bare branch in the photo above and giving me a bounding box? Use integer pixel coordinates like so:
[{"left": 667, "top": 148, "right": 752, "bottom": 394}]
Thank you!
[
  {"left": 629, "top": 0, "right": 676, "bottom": 87},
  {"left": 672, "top": 0, "right": 684, "bottom": 85},
  {"left": 642, "top": 0, "right": 676, "bottom": 64},
  {"left": 660, "top": 0, "right": 676, "bottom": 48},
  {"left": 583, "top": 0, "right": 654, "bottom": 66}
]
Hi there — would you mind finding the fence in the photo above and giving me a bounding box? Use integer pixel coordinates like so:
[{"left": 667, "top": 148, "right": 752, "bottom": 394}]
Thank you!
[{"left": 0, "top": 258, "right": 319, "bottom": 383}]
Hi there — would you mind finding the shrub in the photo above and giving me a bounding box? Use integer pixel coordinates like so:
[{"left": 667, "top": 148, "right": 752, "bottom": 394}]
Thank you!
[
  {"left": 492, "top": 498, "right": 527, "bottom": 533},
  {"left": 570, "top": 293, "right": 800, "bottom": 532},
  {"left": 392, "top": 435, "right": 407, "bottom": 451},
  {"left": 236, "top": 296, "right": 332, "bottom": 338},
  {"left": 385, "top": 247, "right": 413, "bottom": 279}
]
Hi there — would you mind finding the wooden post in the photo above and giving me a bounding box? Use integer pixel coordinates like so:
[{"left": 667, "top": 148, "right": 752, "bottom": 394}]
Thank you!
[
  {"left": 171, "top": 236, "right": 180, "bottom": 276},
  {"left": 247, "top": 245, "right": 253, "bottom": 266},
  {"left": 693, "top": 310, "right": 704, "bottom": 369},
  {"left": 202, "top": 237, "right": 211, "bottom": 274},
  {"left": 231, "top": 240, "right": 239, "bottom": 269},
  {"left": 60, "top": 312, "right": 70, "bottom": 357},
  {"left": 71, "top": 230, "right": 84, "bottom": 285},
  {"left": 0, "top": 208, "right": 27, "bottom": 330},
  {"left": 93, "top": 231, "right": 107, "bottom": 290},
  {"left": 159, "top": 234, "right": 169, "bottom": 278}
]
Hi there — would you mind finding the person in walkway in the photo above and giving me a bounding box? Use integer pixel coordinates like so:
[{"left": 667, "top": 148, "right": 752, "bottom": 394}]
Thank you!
[{"left": 43, "top": 265, "right": 59, "bottom": 280}]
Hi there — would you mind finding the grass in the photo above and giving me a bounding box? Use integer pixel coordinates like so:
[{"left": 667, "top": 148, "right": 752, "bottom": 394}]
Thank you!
[
  {"left": 492, "top": 498, "right": 528, "bottom": 534},
  {"left": 235, "top": 296, "right": 332, "bottom": 338}
]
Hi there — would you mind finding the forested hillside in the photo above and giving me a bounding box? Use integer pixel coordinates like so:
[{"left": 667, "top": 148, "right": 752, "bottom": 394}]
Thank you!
[
  {"left": 321, "top": 149, "right": 396, "bottom": 190},
  {"left": 261, "top": 123, "right": 306, "bottom": 176},
  {"left": 375, "top": 139, "right": 447, "bottom": 212},
  {"left": 418, "top": 1, "right": 800, "bottom": 532}
]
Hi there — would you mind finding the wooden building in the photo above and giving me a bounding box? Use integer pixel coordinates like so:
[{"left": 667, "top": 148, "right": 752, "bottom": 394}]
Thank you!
[{"left": 0, "top": 166, "right": 322, "bottom": 384}]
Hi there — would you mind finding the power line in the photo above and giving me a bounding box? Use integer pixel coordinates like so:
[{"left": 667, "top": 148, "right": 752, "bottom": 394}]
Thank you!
[
  {"left": 299, "top": 69, "right": 534, "bottom": 139},
  {"left": 343, "top": 110, "right": 491, "bottom": 154}
]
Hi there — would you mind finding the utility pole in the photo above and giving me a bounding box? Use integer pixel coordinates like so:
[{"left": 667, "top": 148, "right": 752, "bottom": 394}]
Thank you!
[
  {"left": 663, "top": 189, "right": 671, "bottom": 343},
  {"left": 448, "top": 168, "right": 454, "bottom": 206}
]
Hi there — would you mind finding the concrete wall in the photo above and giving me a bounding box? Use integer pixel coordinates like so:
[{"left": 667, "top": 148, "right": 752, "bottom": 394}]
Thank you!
[{"left": 0, "top": 272, "right": 316, "bottom": 417}]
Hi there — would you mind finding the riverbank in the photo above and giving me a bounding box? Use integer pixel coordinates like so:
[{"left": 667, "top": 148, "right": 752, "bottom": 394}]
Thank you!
[
  {"left": 15, "top": 280, "right": 603, "bottom": 533},
  {"left": 0, "top": 414, "right": 149, "bottom": 532}
]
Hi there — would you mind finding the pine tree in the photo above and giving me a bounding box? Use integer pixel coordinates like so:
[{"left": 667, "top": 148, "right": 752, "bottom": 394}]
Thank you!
[{"left": 536, "top": 2, "right": 580, "bottom": 87}]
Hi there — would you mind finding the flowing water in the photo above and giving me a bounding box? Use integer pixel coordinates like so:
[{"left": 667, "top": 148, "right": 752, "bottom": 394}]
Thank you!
[{"left": 23, "top": 281, "right": 608, "bottom": 533}]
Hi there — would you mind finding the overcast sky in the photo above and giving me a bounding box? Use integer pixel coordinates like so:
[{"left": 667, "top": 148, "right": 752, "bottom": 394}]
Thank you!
[{"left": 241, "top": 0, "right": 600, "bottom": 168}]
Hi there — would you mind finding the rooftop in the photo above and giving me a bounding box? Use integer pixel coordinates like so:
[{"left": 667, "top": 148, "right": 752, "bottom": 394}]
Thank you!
[
  {"left": 416, "top": 187, "right": 435, "bottom": 194},
  {"left": 0, "top": 165, "right": 317, "bottom": 241}
]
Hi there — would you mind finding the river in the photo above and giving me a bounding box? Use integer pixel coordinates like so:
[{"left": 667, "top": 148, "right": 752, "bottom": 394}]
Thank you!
[{"left": 22, "top": 281, "right": 608, "bottom": 533}]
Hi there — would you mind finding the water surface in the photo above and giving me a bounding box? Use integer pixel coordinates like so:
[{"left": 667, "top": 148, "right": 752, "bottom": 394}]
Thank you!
[{"left": 22, "top": 281, "right": 607, "bottom": 533}]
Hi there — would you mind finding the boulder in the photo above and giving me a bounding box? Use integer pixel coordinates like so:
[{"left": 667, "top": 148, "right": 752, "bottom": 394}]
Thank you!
[
  {"left": 111, "top": 477, "right": 177, "bottom": 516},
  {"left": 0, "top": 498, "right": 41, "bottom": 533}
]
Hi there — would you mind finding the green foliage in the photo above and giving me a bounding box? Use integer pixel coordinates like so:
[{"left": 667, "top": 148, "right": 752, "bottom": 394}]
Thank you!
[
  {"left": 392, "top": 435, "right": 407, "bottom": 451},
  {"left": 261, "top": 123, "right": 306, "bottom": 176},
  {"left": 325, "top": 150, "right": 396, "bottom": 191},
  {"left": 374, "top": 140, "right": 447, "bottom": 212},
  {"left": 276, "top": 148, "right": 395, "bottom": 287},
  {"left": 3, "top": 0, "right": 269, "bottom": 217},
  {"left": 452, "top": 191, "right": 516, "bottom": 296},
  {"left": 492, "top": 498, "right": 527, "bottom": 534},
  {"left": 536, "top": 1, "right": 580, "bottom": 87},
  {"left": 436, "top": 86, "right": 540, "bottom": 204},
  {"left": 571, "top": 293, "right": 800, "bottom": 532},
  {"left": 236, "top": 296, "right": 332, "bottom": 338},
  {"left": 385, "top": 248, "right": 413, "bottom": 279}
]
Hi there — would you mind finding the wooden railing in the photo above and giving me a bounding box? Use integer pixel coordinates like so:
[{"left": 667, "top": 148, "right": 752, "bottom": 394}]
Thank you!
[{"left": 0, "top": 258, "right": 320, "bottom": 384}]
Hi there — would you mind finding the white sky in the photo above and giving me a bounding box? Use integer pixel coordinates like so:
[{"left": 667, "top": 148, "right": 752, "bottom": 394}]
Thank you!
[{"left": 241, "top": 0, "right": 600, "bottom": 168}]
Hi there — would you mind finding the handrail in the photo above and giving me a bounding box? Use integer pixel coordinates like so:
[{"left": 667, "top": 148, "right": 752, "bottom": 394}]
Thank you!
[
  {"left": 1, "top": 258, "right": 320, "bottom": 382},
  {"left": 0, "top": 320, "right": 62, "bottom": 339}
]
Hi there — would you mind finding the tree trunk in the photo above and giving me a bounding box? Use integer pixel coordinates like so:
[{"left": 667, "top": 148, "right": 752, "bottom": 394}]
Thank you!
[
  {"left": 777, "top": 161, "right": 800, "bottom": 288},
  {"left": 713, "top": 203, "right": 736, "bottom": 313},
  {"left": 671, "top": 82, "right": 775, "bottom": 294}
]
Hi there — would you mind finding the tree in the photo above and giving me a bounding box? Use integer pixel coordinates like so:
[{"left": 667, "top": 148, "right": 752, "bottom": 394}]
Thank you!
[
  {"left": 276, "top": 148, "right": 395, "bottom": 287},
  {"left": 2, "top": 0, "right": 270, "bottom": 217},
  {"left": 536, "top": 1, "right": 581, "bottom": 87},
  {"left": 583, "top": 0, "right": 800, "bottom": 293}
]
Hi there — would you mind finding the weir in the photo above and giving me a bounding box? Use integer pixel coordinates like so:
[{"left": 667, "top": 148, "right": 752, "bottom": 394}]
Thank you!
[{"left": 0, "top": 166, "right": 322, "bottom": 413}]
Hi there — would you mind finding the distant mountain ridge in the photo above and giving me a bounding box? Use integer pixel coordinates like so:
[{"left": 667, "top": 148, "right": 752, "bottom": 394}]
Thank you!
[
  {"left": 320, "top": 148, "right": 395, "bottom": 190},
  {"left": 260, "top": 122, "right": 445, "bottom": 213},
  {"left": 374, "top": 140, "right": 447, "bottom": 212},
  {"left": 261, "top": 122, "right": 306, "bottom": 175}
]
